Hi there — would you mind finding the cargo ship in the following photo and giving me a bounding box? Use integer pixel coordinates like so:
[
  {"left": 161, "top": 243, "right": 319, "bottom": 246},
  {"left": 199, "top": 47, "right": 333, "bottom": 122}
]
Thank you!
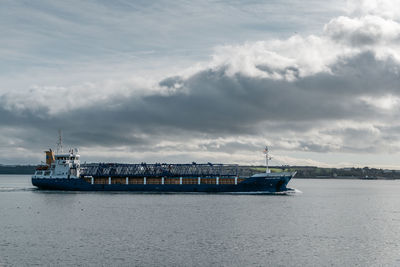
[{"left": 31, "top": 144, "right": 295, "bottom": 193}]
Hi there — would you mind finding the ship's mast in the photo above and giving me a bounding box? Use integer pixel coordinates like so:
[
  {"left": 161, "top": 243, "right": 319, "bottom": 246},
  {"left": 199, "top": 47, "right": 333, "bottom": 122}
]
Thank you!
[
  {"left": 264, "top": 146, "right": 271, "bottom": 173},
  {"left": 56, "top": 130, "right": 63, "bottom": 153}
]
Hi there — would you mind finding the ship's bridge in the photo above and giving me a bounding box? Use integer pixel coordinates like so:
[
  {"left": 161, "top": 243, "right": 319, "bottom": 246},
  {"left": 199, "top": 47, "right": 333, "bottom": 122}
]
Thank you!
[
  {"left": 55, "top": 153, "right": 80, "bottom": 162},
  {"left": 53, "top": 151, "right": 80, "bottom": 178}
]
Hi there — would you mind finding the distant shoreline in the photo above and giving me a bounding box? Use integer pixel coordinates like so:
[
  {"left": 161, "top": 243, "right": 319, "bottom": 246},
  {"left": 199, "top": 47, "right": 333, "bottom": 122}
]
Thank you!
[
  {"left": 293, "top": 176, "right": 400, "bottom": 180},
  {"left": 0, "top": 165, "right": 36, "bottom": 175},
  {"left": 1, "top": 164, "right": 400, "bottom": 180}
]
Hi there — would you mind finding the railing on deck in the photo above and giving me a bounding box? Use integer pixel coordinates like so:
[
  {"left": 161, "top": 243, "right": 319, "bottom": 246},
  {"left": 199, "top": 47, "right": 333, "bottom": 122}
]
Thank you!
[{"left": 80, "top": 163, "right": 244, "bottom": 178}]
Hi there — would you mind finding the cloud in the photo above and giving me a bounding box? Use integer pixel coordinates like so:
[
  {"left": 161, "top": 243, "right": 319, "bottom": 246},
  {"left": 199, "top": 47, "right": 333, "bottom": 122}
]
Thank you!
[
  {"left": 1, "top": 0, "right": 400, "bottom": 167},
  {"left": 325, "top": 15, "right": 400, "bottom": 47},
  {"left": 347, "top": 0, "right": 400, "bottom": 20}
]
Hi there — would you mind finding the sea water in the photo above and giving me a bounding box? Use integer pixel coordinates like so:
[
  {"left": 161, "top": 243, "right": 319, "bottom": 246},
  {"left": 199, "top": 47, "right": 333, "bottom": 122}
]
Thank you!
[{"left": 1, "top": 175, "right": 400, "bottom": 266}]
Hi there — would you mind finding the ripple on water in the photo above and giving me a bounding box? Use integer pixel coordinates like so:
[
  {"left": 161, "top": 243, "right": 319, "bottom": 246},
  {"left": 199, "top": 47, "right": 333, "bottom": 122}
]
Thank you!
[{"left": 1, "top": 175, "right": 400, "bottom": 266}]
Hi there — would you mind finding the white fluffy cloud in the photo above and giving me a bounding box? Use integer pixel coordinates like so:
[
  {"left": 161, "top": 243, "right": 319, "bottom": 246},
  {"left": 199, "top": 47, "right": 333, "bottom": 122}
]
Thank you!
[{"left": 347, "top": 0, "right": 400, "bottom": 19}]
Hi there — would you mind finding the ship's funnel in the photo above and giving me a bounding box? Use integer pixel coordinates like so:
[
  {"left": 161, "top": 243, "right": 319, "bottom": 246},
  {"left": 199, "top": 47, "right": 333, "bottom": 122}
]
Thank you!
[{"left": 45, "top": 150, "right": 55, "bottom": 166}]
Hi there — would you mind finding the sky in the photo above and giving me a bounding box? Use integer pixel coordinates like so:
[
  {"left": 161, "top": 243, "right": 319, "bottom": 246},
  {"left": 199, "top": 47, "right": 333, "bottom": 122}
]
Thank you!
[{"left": 1, "top": 0, "right": 400, "bottom": 168}]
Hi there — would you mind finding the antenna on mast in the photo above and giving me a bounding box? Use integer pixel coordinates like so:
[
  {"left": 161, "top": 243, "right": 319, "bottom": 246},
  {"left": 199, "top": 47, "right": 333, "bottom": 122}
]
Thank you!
[
  {"left": 57, "top": 130, "right": 63, "bottom": 153},
  {"left": 263, "top": 146, "right": 271, "bottom": 173}
]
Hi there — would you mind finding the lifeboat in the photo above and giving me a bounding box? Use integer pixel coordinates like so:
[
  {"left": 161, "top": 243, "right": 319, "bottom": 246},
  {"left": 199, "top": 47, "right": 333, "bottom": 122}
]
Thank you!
[{"left": 36, "top": 165, "right": 49, "bottom": 170}]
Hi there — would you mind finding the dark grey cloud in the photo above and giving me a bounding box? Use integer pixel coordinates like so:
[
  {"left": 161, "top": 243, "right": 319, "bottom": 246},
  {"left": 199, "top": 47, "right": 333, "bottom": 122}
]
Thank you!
[{"left": 1, "top": 49, "right": 400, "bottom": 163}]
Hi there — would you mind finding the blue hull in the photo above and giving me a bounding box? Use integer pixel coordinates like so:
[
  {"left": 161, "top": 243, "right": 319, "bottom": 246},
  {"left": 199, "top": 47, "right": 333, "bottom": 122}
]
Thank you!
[{"left": 32, "top": 175, "right": 292, "bottom": 193}]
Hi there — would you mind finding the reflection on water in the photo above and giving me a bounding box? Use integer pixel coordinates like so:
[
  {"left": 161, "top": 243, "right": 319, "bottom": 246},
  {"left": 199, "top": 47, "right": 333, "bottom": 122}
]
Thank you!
[{"left": 1, "top": 175, "right": 400, "bottom": 266}]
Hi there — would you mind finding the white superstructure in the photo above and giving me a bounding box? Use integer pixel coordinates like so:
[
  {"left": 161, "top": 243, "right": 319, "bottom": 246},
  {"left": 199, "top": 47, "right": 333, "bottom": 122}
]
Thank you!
[{"left": 32, "top": 148, "right": 81, "bottom": 179}]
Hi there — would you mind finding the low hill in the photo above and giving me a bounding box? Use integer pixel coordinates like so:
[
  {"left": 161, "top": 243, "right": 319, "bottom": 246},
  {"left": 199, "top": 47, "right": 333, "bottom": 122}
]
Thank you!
[{"left": 0, "top": 165, "right": 37, "bottom": 174}]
